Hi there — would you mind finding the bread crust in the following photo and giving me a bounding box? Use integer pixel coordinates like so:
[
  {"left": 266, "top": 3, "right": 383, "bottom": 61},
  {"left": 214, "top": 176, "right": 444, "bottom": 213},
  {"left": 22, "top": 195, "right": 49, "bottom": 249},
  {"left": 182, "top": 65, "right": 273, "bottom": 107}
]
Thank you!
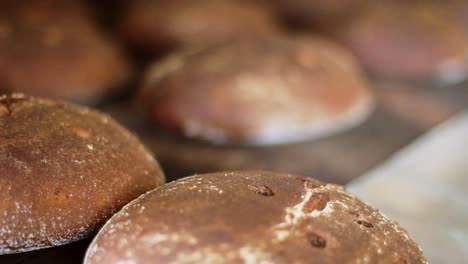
[
  {"left": 0, "top": 1, "right": 132, "bottom": 102},
  {"left": 118, "top": 0, "right": 280, "bottom": 52},
  {"left": 140, "top": 36, "right": 374, "bottom": 145},
  {"left": 273, "top": 0, "right": 363, "bottom": 27},
  {"left": 85, "top": 171, "right": 426, "bottom": 264},
  {"left": 0, "top": 94, "right": 165, "bottom": 254},
  {"left": 334, "top": 2, "right": 468, "bottom": 80}
]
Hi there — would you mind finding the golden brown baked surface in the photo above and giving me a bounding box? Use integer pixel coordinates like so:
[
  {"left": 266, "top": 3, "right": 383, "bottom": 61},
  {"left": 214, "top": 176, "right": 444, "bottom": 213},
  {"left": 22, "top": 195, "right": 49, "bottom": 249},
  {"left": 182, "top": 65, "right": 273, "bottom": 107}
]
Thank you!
[
  {"left": 85, "top": 171, "right": 426, "bottom": 264},
  {"left": 139, "top": 35, "right": 374, "bottom": 145},
  {"left": 118, "top": 0, "right": 280, "bottom": 53},
  {"left": 0, "top": 94, "right": 165, "bottom": 254},
  {"left": 0, "top": 0, "right": 132, "bottom": 102}
]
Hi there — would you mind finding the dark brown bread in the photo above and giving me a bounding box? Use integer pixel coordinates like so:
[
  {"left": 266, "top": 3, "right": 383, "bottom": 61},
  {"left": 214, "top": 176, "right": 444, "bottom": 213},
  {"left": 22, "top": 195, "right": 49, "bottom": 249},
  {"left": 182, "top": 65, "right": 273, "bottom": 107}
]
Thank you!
[
  {"left": 0, "top": 0, "right": 132, "bottom": 103},
  {"left": 118, "top": 0, "right": 280, "bottom": 53},
  {"left": 0, "top": 94, "right": 165, "bottom": 254},
  {"left": 445, "top": 0, "right": 468, "bottom": 34},
  {"left": 85, "top": 171, "right": 426, "bottom": 264},
  {"left": 272, "top": 0, "right": 363, "bottom": 27},
  {"left": 332, "top": 2, "right": 468, "bottom": 81},
  {"left": 139, "top": 35, "right": 374, "bottom": 145}
]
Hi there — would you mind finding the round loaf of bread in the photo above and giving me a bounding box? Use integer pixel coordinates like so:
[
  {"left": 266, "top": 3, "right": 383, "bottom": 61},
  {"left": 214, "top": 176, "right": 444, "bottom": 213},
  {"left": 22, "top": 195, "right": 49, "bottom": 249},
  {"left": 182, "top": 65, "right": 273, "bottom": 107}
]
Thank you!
[
  {"left": 85, "top": 171, "right": 426, "bottom": 264},
  {"left": 333, "top": 2, "right": 468, "bottom": 81},
  {"left": 0, "top": 94, "right": 165, "bottom": 254},
  {"left": 139, "top": 35, "right": 374, "bottom": 145},
  {"left": 118, "top": 0, "right": 280, "bottom": 53},
  {"left": 0, "top": 0, "right": 132, "bottom": 103}
]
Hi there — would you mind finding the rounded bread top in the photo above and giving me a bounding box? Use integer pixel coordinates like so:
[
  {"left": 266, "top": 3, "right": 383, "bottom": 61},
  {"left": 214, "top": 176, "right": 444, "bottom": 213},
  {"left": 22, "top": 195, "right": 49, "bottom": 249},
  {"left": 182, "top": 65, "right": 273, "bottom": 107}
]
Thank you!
[
  {"left": 86, "top": 170, "right": 426, "bottom": 264},
  {"left": 140, "top": 35, "right": 374, "bottom": 145},
  {"left": 0, "top": 0, "right": 132, "bottom": 102},
  {"left": 0, "top": 94, "right": 165, "bottom": 254}
]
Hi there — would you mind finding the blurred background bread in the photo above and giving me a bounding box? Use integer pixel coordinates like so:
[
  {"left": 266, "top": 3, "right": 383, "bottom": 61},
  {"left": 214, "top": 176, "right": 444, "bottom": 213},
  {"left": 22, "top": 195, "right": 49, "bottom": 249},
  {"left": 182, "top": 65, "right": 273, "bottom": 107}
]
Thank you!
[
  {"left": 272, "top": 0, "right": 363, "bottom": 29},
  {"left": 139, "top": 35, "right": 374, "bottom": 145},
  {"left": 117, "top": 0, "right": 281, "bottom": 55},
  {"left": 327, "top": 1, "right": 468, "bottom": 82},
  {"left": 0, "top": 0, "right": 132, "bottom": 103}
]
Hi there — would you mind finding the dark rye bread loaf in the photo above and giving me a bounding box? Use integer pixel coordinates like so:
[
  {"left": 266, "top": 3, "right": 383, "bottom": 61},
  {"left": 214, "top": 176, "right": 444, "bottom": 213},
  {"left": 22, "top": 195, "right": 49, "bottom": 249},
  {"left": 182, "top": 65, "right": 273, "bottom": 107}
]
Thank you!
[
  {"left": 85, "top": 171, "right": 426, "bottom": 264},
  {"left": 0, "top": 0, "right": 132, "bottom": 103},
  {"left": 118, "top": 0, "right": 280, "bottom": 53},
  {"left": 139, "top": 35, "right": 374, "bottom": 145},
  {"left": 272, "top": 0, "right": 363, "bottom": 27},
  {"left": 332, "top": 1, "right": 468, "bottom": 81},
  {"left": 0, "top": 94, "right": 165, "bottom": 254}
]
